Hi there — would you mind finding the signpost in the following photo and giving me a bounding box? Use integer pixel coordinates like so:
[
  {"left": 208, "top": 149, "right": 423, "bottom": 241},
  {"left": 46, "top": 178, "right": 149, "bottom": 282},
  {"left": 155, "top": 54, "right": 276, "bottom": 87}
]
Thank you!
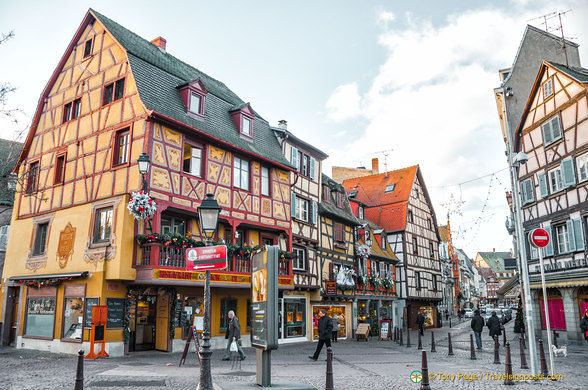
[
  {"left": 86, "top": 305, "right": 108, "bottom": 359},
  {"left": 251, "top": 246, "right": 278, "bottom": 387},
  {"left": 186, "top": 245, "right": 227, "bottom": 271},
  {"left": 528, "top": 228, "right": 555, "bottom": 377}
]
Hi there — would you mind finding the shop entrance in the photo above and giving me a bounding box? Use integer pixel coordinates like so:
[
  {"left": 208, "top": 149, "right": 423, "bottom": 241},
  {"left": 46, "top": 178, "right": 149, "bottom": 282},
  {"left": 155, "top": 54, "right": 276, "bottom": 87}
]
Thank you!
[
  {"left": 1, "top": 287, "right": 20, "bottom": 347},
  {"left": 129, "top": 295, "right": 157, "bottom": 352}
]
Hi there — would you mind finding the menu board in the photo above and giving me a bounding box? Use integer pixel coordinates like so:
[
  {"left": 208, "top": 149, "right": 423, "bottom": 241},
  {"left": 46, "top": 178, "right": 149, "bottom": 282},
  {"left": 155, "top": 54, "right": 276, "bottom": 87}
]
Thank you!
[
  {"left": 106, "top": 298, "right": 125, "bottom": 329},
  {"left": 84, "top": 298, "right": 100, "bottom": 328},
  {"left": 380, "top": 320, "right": 390, "bottom": 340},
  {"left": 174, "top": 303, "right": 183, "bottom": 327}
]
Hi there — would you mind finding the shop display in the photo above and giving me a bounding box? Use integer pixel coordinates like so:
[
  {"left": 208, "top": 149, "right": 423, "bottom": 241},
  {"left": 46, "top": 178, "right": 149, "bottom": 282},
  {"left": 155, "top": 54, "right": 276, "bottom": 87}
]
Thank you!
[
  {"left": 25, "top": 298, "right": 56, "bottom": 338},
  {"left": 63, "top": 297, "right": 84, "bottom": 339}
]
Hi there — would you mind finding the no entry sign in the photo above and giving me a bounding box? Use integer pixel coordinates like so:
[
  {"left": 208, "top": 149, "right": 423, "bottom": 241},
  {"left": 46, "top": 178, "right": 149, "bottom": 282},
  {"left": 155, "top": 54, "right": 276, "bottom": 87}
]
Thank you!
[
  {"left": 185, "top": 245, "right": 227, "bottom": 271},
  {"left": 529, "top": 228, "right": 550, "bottom": 248}
]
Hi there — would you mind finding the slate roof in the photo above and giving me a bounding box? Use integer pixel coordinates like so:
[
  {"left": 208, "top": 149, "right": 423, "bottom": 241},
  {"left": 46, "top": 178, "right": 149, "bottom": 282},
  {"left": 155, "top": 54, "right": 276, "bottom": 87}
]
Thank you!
[
  {"left": 547, "top": 62, "right": 588, "bottom": 83},
  {"left": 0, "top": 139, "right": 23, "bottom": 206},
  {"left": 91, "top": 9, "right": 291, "bottom": 168},
  {"left": 271, "top": 127, "right": 328, "bottom": 160},
  {"left": 476, "top": 252, "right": 511, "bottom": 274},
  {"left": 319, "top": 174, "right": 360, "bottom": 226}
]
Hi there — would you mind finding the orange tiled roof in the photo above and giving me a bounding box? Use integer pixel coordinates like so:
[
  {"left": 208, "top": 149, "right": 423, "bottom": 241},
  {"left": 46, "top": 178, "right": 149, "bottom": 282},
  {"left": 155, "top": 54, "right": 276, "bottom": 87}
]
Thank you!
[{"left": 364, "top": 202, "right": 407, "bottom": 232}]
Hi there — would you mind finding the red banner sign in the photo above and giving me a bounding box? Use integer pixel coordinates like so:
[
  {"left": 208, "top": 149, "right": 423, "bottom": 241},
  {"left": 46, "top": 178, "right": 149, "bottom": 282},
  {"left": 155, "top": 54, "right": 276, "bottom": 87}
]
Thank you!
[
  {"left": 326, "top": 280, "right": 336, "bottom": 296},
  {"left": 186, "top": 245, "right": 227, "bottom": 271}
]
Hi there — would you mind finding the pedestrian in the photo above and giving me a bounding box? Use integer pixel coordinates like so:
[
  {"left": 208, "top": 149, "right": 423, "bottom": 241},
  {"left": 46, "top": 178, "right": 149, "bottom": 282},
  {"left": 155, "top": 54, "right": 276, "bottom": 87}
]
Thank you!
[
  {"left": 331, "top": 314, "right": 339, "bottom": 342},
  {"left": 222, "top": 310, "right": 245, "bottom": 361},
  {"left": 445, "top": 309, "right": 449, "bottom": 322},
  {"left": 365, "top": 314, "right": 374, "bottom": 336},
  {"left": 458, "top": 309, "right": 463, "bottom": 321},
  {"left": 416, "top": 310, "right": 425, "bottom": 336},
  {"left": 309, "top": 310, "right": 333, "bottom": 361},
  {"left": 580, "top": 309, "right": 588, "bottom": 342},
  {"left": 470, "top": 309, "right": 485, "bottom": 349},
  {"left": 486, "top": 311, "right": 502, "bottom": 341}
]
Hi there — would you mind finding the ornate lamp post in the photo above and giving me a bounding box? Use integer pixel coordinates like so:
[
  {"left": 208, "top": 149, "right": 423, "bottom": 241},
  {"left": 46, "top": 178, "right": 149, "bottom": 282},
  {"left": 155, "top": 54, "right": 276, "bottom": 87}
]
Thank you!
[
  {"left": 137, "top": 153, "right": 151, "bottom": 192},
  {"left": 197, "top": 194, "right": 221, "bottom": 390}
]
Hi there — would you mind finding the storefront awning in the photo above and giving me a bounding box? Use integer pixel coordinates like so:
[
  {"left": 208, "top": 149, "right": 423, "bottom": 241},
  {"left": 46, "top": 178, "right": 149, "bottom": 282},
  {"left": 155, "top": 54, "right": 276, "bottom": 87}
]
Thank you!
[
  {"left": 497, "top": 275, "right": 519, "bottom": 299},
  {"left": 9, "top": 272, "right": 89, "bottom": 281},
  {"left": 529, "top": 277, "right": 588, "bottom": 290}
]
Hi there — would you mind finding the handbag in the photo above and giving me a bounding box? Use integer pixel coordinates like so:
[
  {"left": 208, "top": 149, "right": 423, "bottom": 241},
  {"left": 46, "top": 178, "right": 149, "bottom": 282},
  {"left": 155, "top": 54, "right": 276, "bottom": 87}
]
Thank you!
[{"left": 230, "top": 340, "right": 238, "bottom": 352}]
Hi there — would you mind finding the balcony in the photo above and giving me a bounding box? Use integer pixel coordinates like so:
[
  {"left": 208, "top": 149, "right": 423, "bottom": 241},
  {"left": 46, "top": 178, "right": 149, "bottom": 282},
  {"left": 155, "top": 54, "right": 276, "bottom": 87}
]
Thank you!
[{"left": 137, "top": 242, "right": 292, "bottom": 277}]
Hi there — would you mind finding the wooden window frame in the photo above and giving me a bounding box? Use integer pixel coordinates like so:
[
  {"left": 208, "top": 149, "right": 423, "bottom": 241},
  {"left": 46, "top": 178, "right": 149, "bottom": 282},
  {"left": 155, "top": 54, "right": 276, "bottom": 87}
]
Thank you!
[
  {"left": 432, "top": 274, "right": 437, "bottom": 291},
  {"left": 261, "top": 166, "right": 271, "bottom": 197},
  {"left": 233, "top": 156, "right": 250, "bottom": 191},
  {"left": 543, "top": 79, "right": 553, "bottom": 98},
  {"left": 323, "top": 186, "right": 331, "bottom": 203},
  {"left": 61, "top": 284, "right": 86, "bottom": 343},
  {"left": 336, "top": 192, "right": 345, "bottom": 209},
  {"left": 541, "top": 114, "right": 562, "bottom": 147},
  {"left": 182, "top": 141, "right": 203, "bottom": 178},
  {"left": 189, "top": 91, "right": 204, "bottom": 116},
  {"left": 429, "top": 242, "right": 435, "bottom": 259},
  {"left": 576, "top": 151, "right": 588, "bottom": 183},
  {"left": 334, "top": 223, "right": 344, "bottom": 242},
  {"left": 26, "top": 159, "right": 40, "bottom": 194},
  {"left": 83, "top": 38, "right": 93, "bottom": 59},
  {"left": 102, "top": 77, "right": 125, "bottom": 106},
  {"left": 32, "top": 222, "right": 49, "bottom": 256},
  {"left": 54, "top": 152, "right": 67, "bottom": 185},
  {"left": 295, "top": 196, "right": 310, "bottom": 223},
  {"left": 292, "top": 246, "right": 306, "bottom": 272},
  {"left": 23, "top": 287, "right": 57, "bottom": 340},
  {"left": 112, "top": 128, "right": 130, "bottom": 167},
  {"left": 415, "top": 271, "right": 421, "bottom": 290},
  {"left": 548, "top": 165, "right": 564, "bottom": 194},
  {"left": 412, "top": 237, "right": 418, "bottom": 255},
  {"left": 93, "top": 207, "right": 114, "bottom": 244},
  {"left": 88, "top": 199, "right": 120, "bottom": 249},
  {"left": 408, "top": 210, "right": 413, "bottom": 223}
]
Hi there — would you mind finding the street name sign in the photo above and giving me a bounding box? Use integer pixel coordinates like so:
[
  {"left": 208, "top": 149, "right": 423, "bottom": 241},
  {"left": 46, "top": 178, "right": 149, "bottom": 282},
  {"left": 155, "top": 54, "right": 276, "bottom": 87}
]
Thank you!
[{"left": 185, "top": 245, "right": 227, "bottom": 271}]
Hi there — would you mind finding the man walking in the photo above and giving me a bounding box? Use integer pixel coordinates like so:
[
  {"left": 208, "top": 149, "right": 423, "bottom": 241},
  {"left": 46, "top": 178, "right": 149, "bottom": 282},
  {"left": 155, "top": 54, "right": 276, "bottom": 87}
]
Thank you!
[
  {"left": 416, "top": 310, "right": 425, "bottom": 336},
  {"left": 470, "top": 309, "right": 485, "bottom": 349},
  {"left": 486, "top": 311, "right": 502, "bottom": 342},
  {"left": 309, "top": 310, "right": 333, "bottom": 361},
  {"left": 222, "top": 310, "right": 246, "bottom": 361}
]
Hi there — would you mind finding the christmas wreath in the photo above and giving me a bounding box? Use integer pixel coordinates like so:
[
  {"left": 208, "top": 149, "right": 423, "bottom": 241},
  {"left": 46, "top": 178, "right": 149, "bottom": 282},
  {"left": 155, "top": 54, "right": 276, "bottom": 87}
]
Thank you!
[{"left": 127, "top": 191, "right": 157, "bottom": 220}]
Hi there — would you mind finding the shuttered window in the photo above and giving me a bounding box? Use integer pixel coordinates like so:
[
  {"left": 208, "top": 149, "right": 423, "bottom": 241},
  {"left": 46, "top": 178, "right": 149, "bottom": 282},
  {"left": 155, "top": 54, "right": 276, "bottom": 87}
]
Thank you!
[
  {"left": 520, "top": 178, "right": 534, "bottom": 205},
  {"left": 334, "top": 223, "right": 344, "bottom": 242},
  {"left": 577, "top": 152, "right": 588, "bottom": 182},
  {"left": 538, "top": 172, "right": 549, "bottom": 198},
  {"left": 541, "top": 115, "right": 562, "bottom": 146},
  {"left": 560, "top": 158, "right": 576, "bottom": 188}
]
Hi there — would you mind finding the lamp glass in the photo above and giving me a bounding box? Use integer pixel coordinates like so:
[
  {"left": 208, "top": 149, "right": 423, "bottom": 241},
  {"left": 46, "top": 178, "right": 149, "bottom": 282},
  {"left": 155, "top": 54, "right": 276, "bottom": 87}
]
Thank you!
[
  {"left": 198, "top": 194, "right": 221, "bottom": 238},
  {"left": 137, "top": 153, "right": 151, "bottom": 175}
]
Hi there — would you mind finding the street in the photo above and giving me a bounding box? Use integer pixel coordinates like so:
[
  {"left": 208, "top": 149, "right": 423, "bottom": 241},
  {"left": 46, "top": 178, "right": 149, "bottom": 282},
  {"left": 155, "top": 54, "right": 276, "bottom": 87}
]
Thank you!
[{"left": 1, "top": 318, "right": 586, "bottom": 389}]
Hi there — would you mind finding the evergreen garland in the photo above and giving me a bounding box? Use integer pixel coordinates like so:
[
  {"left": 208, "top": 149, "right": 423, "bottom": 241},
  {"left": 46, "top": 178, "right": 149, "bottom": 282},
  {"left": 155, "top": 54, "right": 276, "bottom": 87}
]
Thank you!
[{"left": 15, "top": 276, "right": 76, "bottom": 288}]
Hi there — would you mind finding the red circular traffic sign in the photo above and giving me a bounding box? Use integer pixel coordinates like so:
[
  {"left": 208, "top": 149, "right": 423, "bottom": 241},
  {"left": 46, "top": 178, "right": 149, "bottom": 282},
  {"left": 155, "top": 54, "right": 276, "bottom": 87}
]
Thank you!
[{"left": 529, "top": 228, "right": 550, "bottom": 248}]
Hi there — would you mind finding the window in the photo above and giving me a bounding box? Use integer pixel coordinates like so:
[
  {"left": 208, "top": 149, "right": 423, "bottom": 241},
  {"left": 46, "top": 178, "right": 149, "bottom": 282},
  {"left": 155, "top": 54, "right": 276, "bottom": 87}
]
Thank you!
[
  {"left": 113, "top": 129, "right": 130, "bottom": 166},
  {"left": 408, "top": 210, "right": 413, "bottom": 223},
  {"left": 161, "top": 214, "right": 186, "bottom": 235},
  {"left": 521, "top": 177, "right": 535, "bottom": 205},
  {"left": 62, "top": 284, "right": 85, "bottom": 341},
  {"left": 334, "top": 223, "right": 344, "bottom": 242},
  {"left": 242, "top": 116, "right": 252, "bottom": 136},
  {"left": 26, "top": 161, "right": 39, "bottom": 193},
  {"left": 183, "top": 143, "right": 202, "bottom": 177},
  {"left": 548, "top": 166, "right": 563, "bottom": 193},
  {"left": 555, "top": 224, "right": 570, "bottom": 254},
  {"left": 25, "top": 294, "right": 56, "bottom": 338},
  {"left": 358, "top": 205, "right": 364, "bottom": 219},
  {"left": 577, "top": 152, "right": 588, "bottom": 182},
  {"left": 54, "top": 154, "right": 66, "bottom": 185},
  {"left": 233, "top": 157, "right": 250, "bottom": 191},
  {"left": 189, "top": 92, "right": 203, "bottom": 115},
  {"left": 385, "top": 184, "right": 395, "bottom": 193},
  {"left": 415, "top": 271, "right": 421, "bottom": 289},
  {"left": 295, "top": 197, "right": 309, "bottom": 222},
  {"left": 33, "top": 223, "right": 49, "bottom": 256},
  {"left": 63, "top": 98, "right": 81, "bottom": 123},
  {"left": 412, "top": 237, "right": 418, "bottom": 255},
  {"left": 293, "top": 246, "right": 306, "bottom": 271},
  {"left": 432, "top": 274, "right": 437, "bottom": 291},
  {"left": 323, "top": 186, "right": 331, "bottom": 203},
  {"left": 0, "top": 225, "right": 9, "bottom": 251},
  {"left": 543, "top": 79, "right": 553, "bottom": 98},
  {"left": 415, "top": 189, "right": 419, "bottom": 198},
  {"left": 261, "top": 167, "right": 270, "bottom": 196},
  {"left": 102, "top": 78, "right": 125, "bottom": 106},
  {"left": 541, "top": 115, "right": 562, "bottom": 146},
  {"left": 93, "top": 208, "right": 113, "bottom": 243},
  {"left": 427, "top": 218, "right": 432, "bottom": 230},
  {"left": 429, "top": 242, "right": 435, "bottom": 259},
  {"left": 336, "top": 192, "right": 345, "bottom": 209},
  {"left": 219, "top": 298, "right": 237, "bottom": 331},
  {"left": 83, "top": 38, "right": 93, "bottom": 58},
  {"left": 302, "top": 155, "right": 308, "bottom": 176}
]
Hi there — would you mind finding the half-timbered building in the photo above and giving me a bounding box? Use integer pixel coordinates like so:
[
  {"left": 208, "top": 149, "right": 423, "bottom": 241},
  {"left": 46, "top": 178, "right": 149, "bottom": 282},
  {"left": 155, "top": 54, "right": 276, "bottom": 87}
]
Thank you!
[
  {"left": 342, "top": 165, "right": 442, "bottom": 329},
  {"left": 514, "top": 61, "right": 588, "bottom": 343},
  {"left": 272, "top": 121, "right": 328, "bottom": 342},
  {"left": 316, "top": 174, "right": 359, "bottom": 339},
  {"left": 0, "top": 9, "right": 296, "bottom": 355}
]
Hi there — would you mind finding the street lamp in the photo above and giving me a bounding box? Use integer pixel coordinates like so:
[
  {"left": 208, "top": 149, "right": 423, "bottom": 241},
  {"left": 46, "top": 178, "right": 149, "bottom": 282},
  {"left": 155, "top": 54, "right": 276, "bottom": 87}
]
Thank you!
[
  {"left": 196, "top": 194, "right": 221, "bottom": 390},
  {"left": 137, "top": 153, "right": 151, "bottom": 192}
]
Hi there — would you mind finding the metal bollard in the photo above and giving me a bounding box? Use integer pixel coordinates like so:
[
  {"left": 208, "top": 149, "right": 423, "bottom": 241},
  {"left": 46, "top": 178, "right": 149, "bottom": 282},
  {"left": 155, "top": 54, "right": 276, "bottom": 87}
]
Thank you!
[
  {"left": 504, "top": 342, "right": 514, "bottom": 385},
  {"left": 431, "top": 332, "right": 436, "bottom": 352},
  {"left": 400, "top": 329, "right": 404, "bottom": 346},
  {"left": 519, "top": 336, "right": 528, "bottom": 369},
  {"left": 503, "top": 326, "right": 507, "bottom": 347},
  {"left": 325, "top": 347, "right": 334, "bottom": 390},
  {"left": 420, "top": 351, "right": 431, "bottom": 390},
  {"left": 449, "top": 317, "right": 452, "bottom": 328},
  {"left": 538, "top": 339, "right": 548, "bottom": 376},
  {"left": 394, "top": 327, "right": 398, "bottom": 343},
  {"left": 448, "top": 333, "right": 454, "bottom": 356},
  {"left": 417, "top": 331, "right": 422, "bottom": 350},
  {"left": 470, "top": 334, "right": 477, "bottom": 360},
  {"left": 75, "top": 349, "right": 84, "bottom": 390},
  {"left": 493, "top": 336, "right": 500, "bottom": 364}
]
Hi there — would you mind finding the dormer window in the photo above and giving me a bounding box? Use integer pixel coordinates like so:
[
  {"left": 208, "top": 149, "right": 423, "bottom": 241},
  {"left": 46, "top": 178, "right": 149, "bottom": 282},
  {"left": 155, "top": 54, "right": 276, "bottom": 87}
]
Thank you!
[
  {"left": 385, "top": 184, "right": 395, "bottom": 193},
  {"left": 178, "top": 78, "right": 207, "bottom": 118},
  {"left": 229, "top": 103, "right": 255, "bottom": 140},
  {"left": 242, "top": 116, "right": 252, "bottom": 136}
]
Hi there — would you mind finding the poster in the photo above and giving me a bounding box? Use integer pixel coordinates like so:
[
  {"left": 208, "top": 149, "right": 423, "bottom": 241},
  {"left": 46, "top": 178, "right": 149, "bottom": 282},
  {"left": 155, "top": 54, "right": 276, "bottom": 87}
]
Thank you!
[{"left": 420, "top": 306, "right": 434, "bottom": 327}]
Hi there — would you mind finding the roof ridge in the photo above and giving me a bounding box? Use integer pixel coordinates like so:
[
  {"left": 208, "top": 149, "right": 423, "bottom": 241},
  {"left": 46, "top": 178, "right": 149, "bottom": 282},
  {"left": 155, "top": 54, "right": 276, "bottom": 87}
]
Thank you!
[{"left": 342, "top": 164, "right": 418, "bottom": 181}]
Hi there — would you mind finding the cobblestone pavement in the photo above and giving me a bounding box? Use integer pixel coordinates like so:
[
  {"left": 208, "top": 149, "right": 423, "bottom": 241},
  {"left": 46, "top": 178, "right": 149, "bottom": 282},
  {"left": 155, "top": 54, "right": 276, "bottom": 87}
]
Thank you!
[{"left": 1, "top": 318, "right": 586, "bottom": 389}]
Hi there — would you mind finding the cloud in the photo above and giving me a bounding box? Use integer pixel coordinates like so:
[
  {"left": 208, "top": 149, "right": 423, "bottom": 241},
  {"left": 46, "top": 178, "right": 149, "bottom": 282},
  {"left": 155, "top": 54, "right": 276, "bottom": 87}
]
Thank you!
[
  {"left": 377, "top": 11, "right": 395, "bottom": 27},
  {"left": 326, "top": 82, "right": 362, "bottom": 122}
]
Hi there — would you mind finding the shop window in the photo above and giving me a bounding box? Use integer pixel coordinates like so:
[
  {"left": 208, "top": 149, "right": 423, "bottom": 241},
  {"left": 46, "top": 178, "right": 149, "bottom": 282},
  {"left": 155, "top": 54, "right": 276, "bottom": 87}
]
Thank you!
[
  {"left": 233, "top": 156, "right": 250, "bottom": 191},
  {"left": 219, "top": 298, "right": 237, "bottom": 331},
  {"left": 62, "top": 284, "right": 85, "bottom": 341},
  {"left": 93, "top": 207, "right": 113, "bottom": 243},
  {"left": 293, "top": 246, "right": 306, "bottom": 271},
  {"left": 161, "top": 214, "right": 186, "bottom": 235},
  {"left": 32, "top": 222, "right": 49, "bottom": 256},
  {"left": 26, "top": 160, "right": 39, "bottom": 194},
  {"left": 312, "top": 305, "right": 345, "bottom": 340},
  {"left": 284, "top": 298, "right": 306, "bottom": 338},
  {"left": 183, "top": 143, "right": 202, "bottom": 177},
  {"left": 261, "top": 167, "right": 270, "bottom": 196},
  {"left": 103, "top": 78, "right": 125, "bottom": 106},
  {"left": 24, "top": 288, "right": 56, "bottom": 338}
]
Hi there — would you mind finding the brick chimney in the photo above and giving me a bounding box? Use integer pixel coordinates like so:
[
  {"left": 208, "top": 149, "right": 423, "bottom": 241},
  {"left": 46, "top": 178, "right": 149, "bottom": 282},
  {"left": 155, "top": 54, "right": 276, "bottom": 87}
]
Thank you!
[
  {"left": 278, "top": 120, "right": 287, "bottom": 130},
  {"left": 372, "top": 158, "right": 379, "bottom": 174},
  {"left": 151, "top": 37, "right": 167, "bottom": 51}
]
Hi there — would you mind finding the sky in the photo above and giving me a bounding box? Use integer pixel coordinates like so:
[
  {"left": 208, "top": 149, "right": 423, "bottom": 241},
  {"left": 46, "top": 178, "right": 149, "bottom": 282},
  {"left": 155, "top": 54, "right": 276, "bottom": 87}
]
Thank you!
[{"left": 1, "top": 0, "right": 587, "bottom": 259}]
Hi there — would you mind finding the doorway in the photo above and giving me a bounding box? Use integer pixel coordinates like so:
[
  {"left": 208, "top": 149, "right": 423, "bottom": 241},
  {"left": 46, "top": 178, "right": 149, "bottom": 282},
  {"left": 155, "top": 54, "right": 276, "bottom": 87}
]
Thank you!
[
  {"left": 129, "top": 295, "right": 157, "bottom": 352},
  {"left": 2, "top": 287, "right": 20, "bottom": 347}
]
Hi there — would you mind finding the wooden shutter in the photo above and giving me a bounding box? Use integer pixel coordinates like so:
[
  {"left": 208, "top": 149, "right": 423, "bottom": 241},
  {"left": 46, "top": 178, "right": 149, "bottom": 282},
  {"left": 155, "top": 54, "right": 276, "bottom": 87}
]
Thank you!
[
  {"left": 291, "top": 192, "right": 296, "bottom": 218},
  {"left": 542, "top": 226, "right": 554, "bottom": 257},
  {"left": 290, "top": 146, "right": 299, "bottom": 170},
  {"left": 309, "top": 157, "right": 316, "bottom": 180},
  {"left": 566, "top": 220, "right": 576, "bottom": 252},
  {"left": 551, "top": 116, "right": 562, "bottom": 141},
  {"left": 335, "top": 223, "right": 343, "bottom": 242},
  {"left": 521, "top": 179, "right": 534, "bottom": 205},
  {"left": 311, "top": 200, "right": 317, "bottom": 225},
  {"left": 561, "top": 158, "right": 576, "bottom": 188},
  {"left": 538, "top": 172, "right": 548, "bottom": 198},
  {"left": 541, "top": 121, "right": 554, "bottom": 145},
  {"left": 572, "top": 218, "right": 585, "bottom": 251}
]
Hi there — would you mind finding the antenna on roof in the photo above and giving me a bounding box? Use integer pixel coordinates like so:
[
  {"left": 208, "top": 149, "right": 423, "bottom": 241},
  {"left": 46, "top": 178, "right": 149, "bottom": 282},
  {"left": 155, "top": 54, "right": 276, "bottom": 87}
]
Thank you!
[
  {"left": 528, "top": 9, "right": 572, "bottom": 66},
  {"left": 372, "top": 148, "right": 393, "bottom": 176}
]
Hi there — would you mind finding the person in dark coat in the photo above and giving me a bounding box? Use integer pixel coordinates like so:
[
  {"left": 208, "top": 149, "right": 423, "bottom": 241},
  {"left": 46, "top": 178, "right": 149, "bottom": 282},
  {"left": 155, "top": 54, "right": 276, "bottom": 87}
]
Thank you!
[
  {"left": 470, "top": 310, "right": 485, "bottom": 349},
  {"left": 416, "top": 311, "right": 425, "bottom": 336},
  {"left": 222, "top": 310, "right": 245, "bottom": 360},
  {"left": 309, "top": 310, "right": 333, "bottom": 360},
  {"left": 487, "top": 311, "right": 502, "bottom": 341},
  {"left": 580, "top": 310, "right": 588, "bottom": 342},
  {"left": 365, "top": 314, "right": 374, "bottom": 336}
]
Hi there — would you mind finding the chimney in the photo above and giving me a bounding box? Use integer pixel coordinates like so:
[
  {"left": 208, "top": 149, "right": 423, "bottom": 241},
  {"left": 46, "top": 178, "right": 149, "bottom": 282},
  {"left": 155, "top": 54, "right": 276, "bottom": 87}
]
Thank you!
[
  {"left": 372, "top": 158, "right": 379, "bottom": 174},
  {"left": 493, "top": 248, "right": 495, "bottom": 252},
  {"left": 278, "top": 120, "right": 287, "bottom": 130},
  {"left": 151, "top": 37, "right": 167, "bottom": 51}
]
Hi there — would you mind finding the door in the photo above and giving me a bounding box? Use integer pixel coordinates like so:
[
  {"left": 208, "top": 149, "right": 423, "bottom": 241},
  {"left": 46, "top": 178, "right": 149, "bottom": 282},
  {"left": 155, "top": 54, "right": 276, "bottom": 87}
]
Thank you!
[
  {"left": 155, "top": 291, "right": 170, "bottom": 351},
  {"left": 2, "top": 287, "right": 19, "bottom": 346}
]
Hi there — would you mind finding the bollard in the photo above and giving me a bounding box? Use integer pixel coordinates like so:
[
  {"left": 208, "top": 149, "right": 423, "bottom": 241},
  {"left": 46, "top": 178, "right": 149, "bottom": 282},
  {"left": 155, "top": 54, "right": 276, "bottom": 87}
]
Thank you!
[
  {"left": 519, "top": 336, "right": 529, "bottom": 369},
  {"left": 75, "top": 349, "right": 84, "bottom": 390},
  {"left": 470, "top": 334, "right": 477, "bottom": 360},
  {"left": 503, "top": 326, "right": 507, "bottom": 347},
  {"left": 449, "top": 317, "right": 452, "bottom": 328},
  {"left": 448, "top": 333, "right": 454, "bottom": 356},
  {"left": 400, "top": 329, "right": 404, "bottom": 346},
  {"left": 431, "top": 332, "right": 436, "bottom": 352},
  {"left": 552, "top": 330, "right": 558, "bottom": 348},
  {"left": 420, "top": 351, "right": 431, "bottom": 390},
  {"left": 417, "top": 331, "right": 423, "bottom": 350},
  {"left": 394, "top": 327, "right": 398, "bottom": 343},
  {"left": 504, "top": 342, "right": 514, "bottom": 385},
  {"left": 538, "top": 339, "right": 548, "bottom": 376},
  {"left": 493, "top": 336, "right": 500, "bottom": 364},
  {"left": 325, "top": 347, "right": 334, "bottom": 390}
]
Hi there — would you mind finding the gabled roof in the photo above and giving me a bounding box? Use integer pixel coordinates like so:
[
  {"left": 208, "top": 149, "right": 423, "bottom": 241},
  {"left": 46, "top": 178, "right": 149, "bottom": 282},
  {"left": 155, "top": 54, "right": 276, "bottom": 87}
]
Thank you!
[
  {"left": 319, "top": 174, "right": 360, "bottom": 226},
  {"left": 476, "top": 251, "right": 511, "bottom": 273},
  {"left": 514, "top": 61, "right": 588, "bottom": 151},
  {"left": 342, "top": 165, "right": 417, "bottom": 207},
  {"left": 357, "top": 227, "right": 399, "bottom": 262},
  {"left": 271, "top": 127, "right": 328, "bottom": 160}
]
